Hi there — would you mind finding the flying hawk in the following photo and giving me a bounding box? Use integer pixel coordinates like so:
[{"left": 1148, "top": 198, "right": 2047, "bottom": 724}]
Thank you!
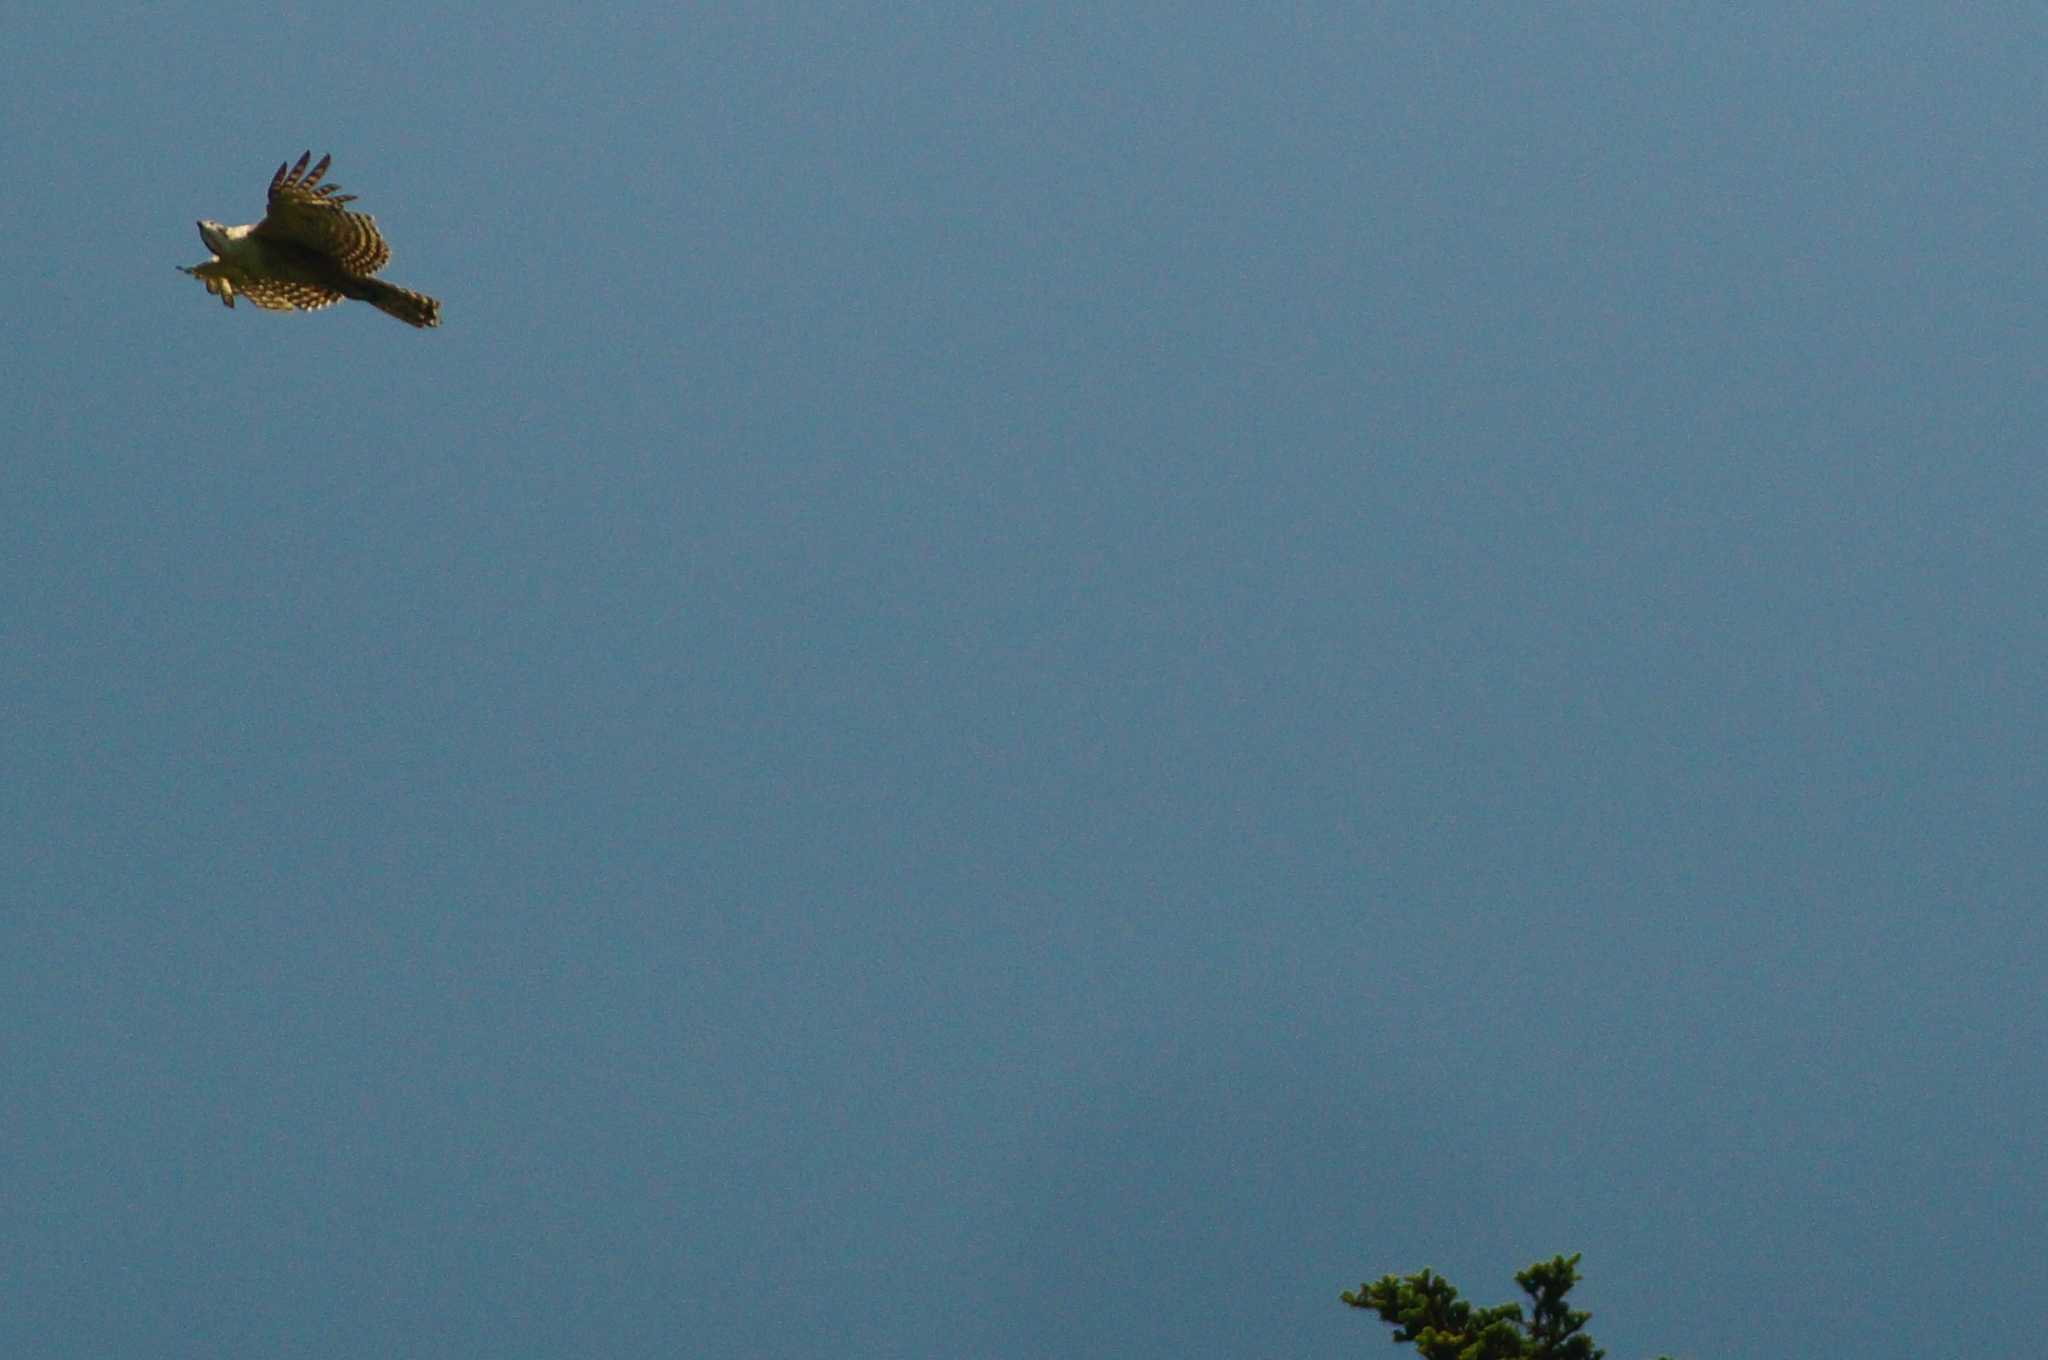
[{"left": 180, "top": 152, "right": 441, "bottom": 328}]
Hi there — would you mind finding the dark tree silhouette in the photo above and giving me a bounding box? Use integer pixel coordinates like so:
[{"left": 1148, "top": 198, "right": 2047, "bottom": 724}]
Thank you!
[{"left": 1342, "top": 1253, "right": 1674, "bottom": 1360}]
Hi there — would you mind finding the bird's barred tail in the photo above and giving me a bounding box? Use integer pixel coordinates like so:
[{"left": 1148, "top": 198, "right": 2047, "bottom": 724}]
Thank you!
[{"left": 349, "top": 278, "right": 441, "bottom": 328}]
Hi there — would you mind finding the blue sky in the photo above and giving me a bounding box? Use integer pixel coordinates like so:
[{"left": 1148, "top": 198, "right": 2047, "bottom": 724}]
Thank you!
[{"left": 5, "top": 6, "right": 2045, "bottom": 1357}]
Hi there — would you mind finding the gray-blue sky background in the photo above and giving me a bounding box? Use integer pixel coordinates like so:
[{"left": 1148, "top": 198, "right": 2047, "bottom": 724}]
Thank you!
[{"left": 5, "top": 6, "right": 2045, "bottom": 1357}]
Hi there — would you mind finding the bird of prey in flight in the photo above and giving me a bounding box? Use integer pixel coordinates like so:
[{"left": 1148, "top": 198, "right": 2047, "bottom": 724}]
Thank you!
[{"left": 180, "top": 152, "right": 441, "bottom": 328}]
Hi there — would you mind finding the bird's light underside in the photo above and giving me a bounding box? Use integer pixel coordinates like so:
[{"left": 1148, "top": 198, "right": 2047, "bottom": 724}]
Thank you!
[{"left": 180, "top": 152, "right": 441, "bottom": 328}]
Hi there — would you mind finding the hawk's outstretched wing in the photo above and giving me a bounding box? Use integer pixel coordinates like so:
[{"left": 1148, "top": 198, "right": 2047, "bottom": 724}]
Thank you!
[
  {"left": 253, "top": 152, "right": 393, "bottom": 277},
  {"left": 236, "top": 277, "right": 345, "bottom": 312}
]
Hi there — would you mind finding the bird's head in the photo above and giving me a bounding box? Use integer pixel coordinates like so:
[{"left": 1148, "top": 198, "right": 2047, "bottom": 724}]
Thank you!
[{"left": 196, "top": 220, "right": 233, "bottom": 256}]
